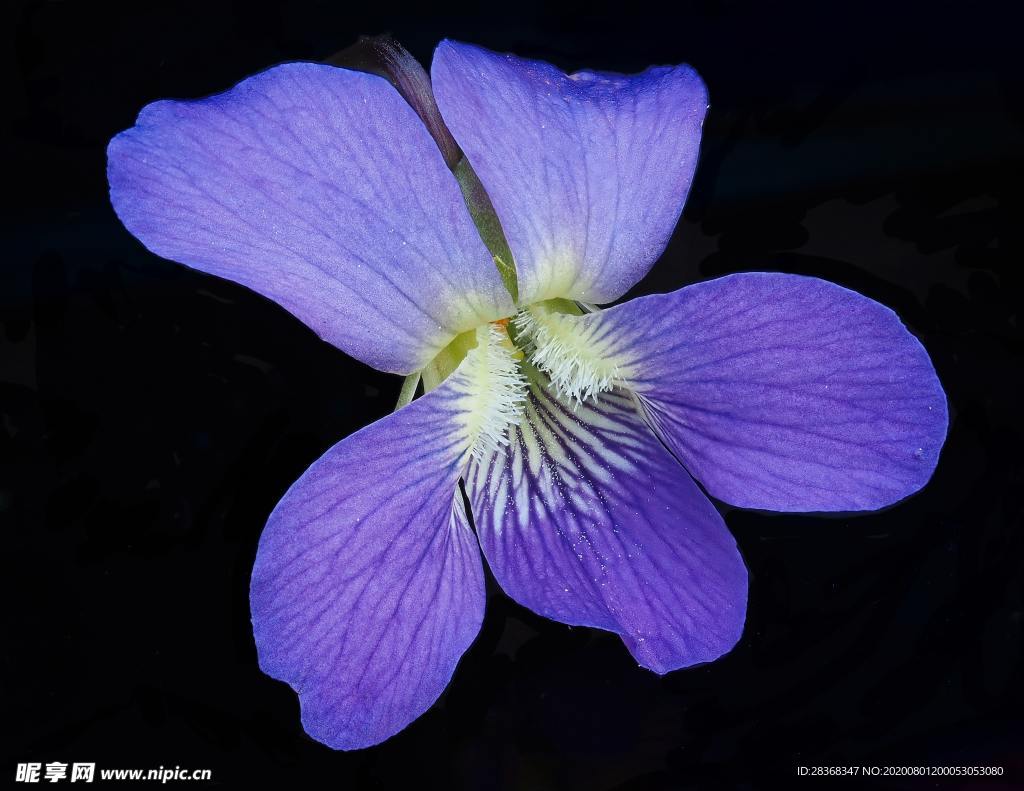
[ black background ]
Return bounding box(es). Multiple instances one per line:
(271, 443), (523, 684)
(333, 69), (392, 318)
(4, 1), (1022, 788)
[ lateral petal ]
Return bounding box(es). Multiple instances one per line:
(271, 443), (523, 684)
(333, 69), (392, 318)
(250, 359), (486, 749)
(562, 273), (949, 511)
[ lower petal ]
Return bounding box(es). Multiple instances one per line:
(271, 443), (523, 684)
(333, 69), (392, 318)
(250, 375), (485, 750)
(465, 383), (747, 673)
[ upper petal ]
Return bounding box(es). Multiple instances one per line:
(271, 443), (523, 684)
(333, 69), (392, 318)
(250, 354), (489, 749)
(563, 273), (949, 512)
(108, 62), (514, 375)
(431, 40), (707, 306)
(465, 382), (747, 673)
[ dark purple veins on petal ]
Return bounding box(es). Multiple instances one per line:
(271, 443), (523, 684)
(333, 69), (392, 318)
(466, 383), (748, 673)
(107, 61), (512, 375)
(578, 272), (949, 512)
(432, 39), (708, 306)
(250, 377), (484, 750)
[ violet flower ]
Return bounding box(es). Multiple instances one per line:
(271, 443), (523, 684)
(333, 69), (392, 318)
(107, 40), (947, 750)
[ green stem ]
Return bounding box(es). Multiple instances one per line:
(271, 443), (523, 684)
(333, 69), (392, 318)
(395, 372), (421, 410)
(454, 157), (519, 303)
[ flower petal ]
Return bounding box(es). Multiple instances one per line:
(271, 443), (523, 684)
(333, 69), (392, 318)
(566, 273), (949, 511)
(250, 372), (485, 750)
(431, 40), (707, 306)
(108, 62), (514, 375)
(465, 383), (747, 673)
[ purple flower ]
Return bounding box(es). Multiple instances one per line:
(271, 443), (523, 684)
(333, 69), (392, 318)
(106, 40), (948, 750)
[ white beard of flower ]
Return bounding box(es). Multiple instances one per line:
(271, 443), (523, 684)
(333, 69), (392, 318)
(454, 323), (529, 461)
(513, 303), (620, 408)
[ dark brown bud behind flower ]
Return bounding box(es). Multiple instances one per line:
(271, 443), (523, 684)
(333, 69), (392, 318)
(327, 35), (519, 303)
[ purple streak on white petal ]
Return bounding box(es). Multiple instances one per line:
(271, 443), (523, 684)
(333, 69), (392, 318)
(574, 273), (949, 512)
(108, 62), (513, 375)
(465, 383), (747, 673)
(250, 374), (484, 750)
(431, 40), (707, 306)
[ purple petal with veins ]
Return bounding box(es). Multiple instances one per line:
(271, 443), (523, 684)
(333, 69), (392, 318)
(466, 383), (747, 673)
(432, 39), (708, 306)
(108, 61), (513, 375)
(567, 272), (948, 511)
(250, 374), (484, 750)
